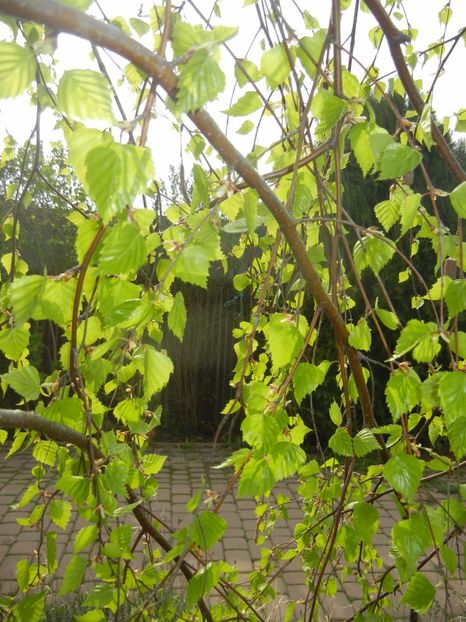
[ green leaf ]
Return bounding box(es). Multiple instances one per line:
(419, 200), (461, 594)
(177, 50), (225, 112)
(395, 319), (440, 363)
(400, 193), (421, 236)
(238, 457), (275, 497)
(224, 91), (262, 116)
(191, 164), (208, 209)
(59, 555), (87, 595)
(416, 103), (435, 150)
(191, 512), (227, 550)
(348, 319), (371, 351)
(328, 428), (353, 456)
(237, 119), (254, 134)
(269, 442), (306, 480)
(353, 429), (380, 457)
(374, 199), (399, 232)
(0, 325), (29, 360)
(261, 44), (291, 88)
(83, 584), (116, 609)
(113, 398), (145, 424)
(353, 235), (395, 274)
(292, 361), (329, 404)
(47, 532), (58, 573)
(32, 279), (76, 327)
(50, 499), (72, 530)
(98, 223), (146, 275)
(448, 416), (466, 459)
(400, 573), (435, 613)
(140, 453), (166, 475)
(349, 122), (376, 177)
(58, 70), (114, 122)
(75, 611), (106, 622)
(16, 559), (29, 592)
(450, 181), (466, 218)
(329, 401), (342, 426)
(241, 414), (280, 452)
(234, 59), (262, 87)
(295, 31), (327, 78)
(353, 503), (379, 544)
(187, 563), (220, 609)
(2, 365), (41, 401)
(143, 346), (174, 399)
(243, 189), (258, 236)
(378, 143), (422, 180)
(384, 454), (424, 500)
(168, 292), (187, 341)
(12, 593), (45, 622)
(74, 525), (98, 554)
(375, 307), (399, 330)
(85, 145), (121, 222)
(438, 371), (466, 426)
(385, 368), (422, 421)
(173, 245), (210, 288)
(9, 275), (46, 324)
(0, 42), (35, 99)
(266, 313), (308, 373)
(104, 460), (129, 496)
(445, 279), (466, 318)
(311, 89), (347, 134)
(32, 440), (58, 466)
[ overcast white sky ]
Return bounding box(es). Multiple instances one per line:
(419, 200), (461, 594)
(0, 0), (465, 180)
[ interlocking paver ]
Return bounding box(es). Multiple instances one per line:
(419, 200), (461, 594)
(1, 444), (465, 621)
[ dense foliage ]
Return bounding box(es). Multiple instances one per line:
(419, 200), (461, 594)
(0, 1), (465, 620)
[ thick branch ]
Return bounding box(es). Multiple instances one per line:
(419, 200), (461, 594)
(0, 0), (385, 452)
(364, 0), (466, 184)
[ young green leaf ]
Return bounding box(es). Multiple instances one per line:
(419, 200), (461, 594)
(59, 555), (87, 594)
(378, 143), (422, 180)
(328, 428), (353, 456)
(449, 181), (466, 218)
(261, 44), (291, 88)
(49, 499), (72, 530)
(438, 371), (466, 426)
(384, 454), (424, 500)
(99, 223), (147, 275)
(74, 525), (98, 554)
(177, 50), (225, 112)
(385, 368), (422, 421)
(353, 429), (380, 457)
(143, 346), (174, 398)
(224, 91), (262, 116)
(241, 414), (280, 451)
(58, 69), (114, 122)
(348, 319), (371, 351)
(0, 41), (35, 98)
(2, 365), (41, 401)
(187, 563), (221, 609)
(311, 89), (347, 134)
(292, 361), (329, 404)
(168, 291), (187, 341)
(445, 279), (466, 318)
(265, 313), (308, 372)
(191, 511), (228, 550)
(173, 245), (210, 288)
(399, 573), (435, 613)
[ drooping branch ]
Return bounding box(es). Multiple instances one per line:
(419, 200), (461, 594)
(0, 0), (386, 454)
(364, 0), (466, 184)
(0, 408), (214, 621)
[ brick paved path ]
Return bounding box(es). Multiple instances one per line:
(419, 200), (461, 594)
(0, 444), (465, 620)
